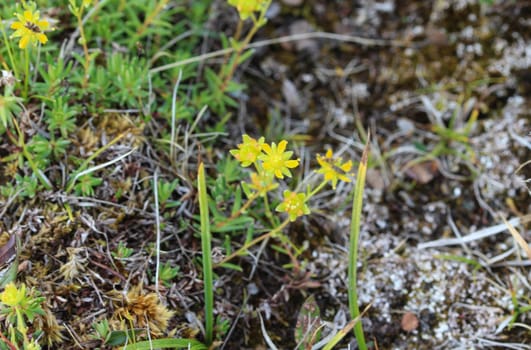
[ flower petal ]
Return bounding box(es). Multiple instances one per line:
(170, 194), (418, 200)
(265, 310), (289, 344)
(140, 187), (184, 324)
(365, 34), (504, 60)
(20, 35), (30, 48)
(11, 22), (24, 30)
(38, 20), (50, 29)
(277, 140), (287, 153)
(262, 143), (272, 155)
(23, 10), (34, 22)
(37, 33), (48, 44)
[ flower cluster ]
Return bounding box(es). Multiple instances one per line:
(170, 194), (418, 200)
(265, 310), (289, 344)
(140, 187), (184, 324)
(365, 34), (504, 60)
(316, 149), (353, 189)
(231, 135), (299, 180)
(10, 2), (51, 49)
(231, 135), (354, 222)
(231, 135), (307, 221)
(227, 0), (269, 20)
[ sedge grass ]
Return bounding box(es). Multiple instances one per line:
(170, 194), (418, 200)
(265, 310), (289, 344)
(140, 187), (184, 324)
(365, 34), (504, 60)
(348, 136), (370, 350)
(198, 162), (214, 345)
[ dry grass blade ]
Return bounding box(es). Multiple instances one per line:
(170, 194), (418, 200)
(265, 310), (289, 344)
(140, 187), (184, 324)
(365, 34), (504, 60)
(418, 214), (531, 249)
(321, 304), (372, 350)
(501, 215), (531, 260)
(258, 311), (279, 350)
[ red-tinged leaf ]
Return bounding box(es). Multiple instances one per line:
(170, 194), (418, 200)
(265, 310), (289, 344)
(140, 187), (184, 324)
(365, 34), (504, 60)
(294, 295), (322, 350)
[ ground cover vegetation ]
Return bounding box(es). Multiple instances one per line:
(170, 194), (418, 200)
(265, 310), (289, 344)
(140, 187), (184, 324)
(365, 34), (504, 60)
(0, 0), (529, 349)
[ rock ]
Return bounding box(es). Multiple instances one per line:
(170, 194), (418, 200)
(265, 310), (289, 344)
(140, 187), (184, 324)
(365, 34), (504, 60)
(401, 312), (419, 332)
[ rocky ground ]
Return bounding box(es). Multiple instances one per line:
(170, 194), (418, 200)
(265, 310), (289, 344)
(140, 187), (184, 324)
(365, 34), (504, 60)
(2, 1), (529, 349)
(221, 0), (530, 348)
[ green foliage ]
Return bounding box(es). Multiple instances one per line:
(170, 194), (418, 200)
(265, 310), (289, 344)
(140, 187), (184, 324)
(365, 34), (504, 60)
(35, 57), (73, 99)
(15, 174), (38, 199)
(157, 262), (180, 286)
(0, 0), (308, 348)
(74, 174), (103, 196)
(0, 93), (21, 134)
(215, 316), (230, 340)
(92, 319), (111, 341)
(112, 242), (134, 259)
(45, 97), (77, 138)
(156, 178), (180, 209)
(0, 283), (46, 350)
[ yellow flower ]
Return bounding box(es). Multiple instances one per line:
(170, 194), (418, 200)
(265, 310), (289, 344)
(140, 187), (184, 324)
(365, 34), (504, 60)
(316, 149), (353, 189)
(276, 190), (310, 222)
(228, 0), (267, 20)
(11, 6), (50, 49)
(25, 341), (41, 350)
(1, 282), (26, 307)
(259, 140), (299, 179)
(230, 134), (265, 167)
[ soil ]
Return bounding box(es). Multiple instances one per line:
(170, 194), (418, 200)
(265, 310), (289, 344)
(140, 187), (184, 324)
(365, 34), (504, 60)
(2, 0), (530, 349)
(217, 0), (531, 348)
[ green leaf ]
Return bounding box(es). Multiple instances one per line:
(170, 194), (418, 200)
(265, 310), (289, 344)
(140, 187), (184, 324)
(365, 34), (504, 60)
(237, 49), (255, 65)
(198, 163), (214, 345)
(0, 258), (18, 289)
(218, 262), (243, 272)
(123, 338), (208, 350)
(231, 186), (242, 215)
(104, 329), (146, 346)
(211, 216), (254, 233)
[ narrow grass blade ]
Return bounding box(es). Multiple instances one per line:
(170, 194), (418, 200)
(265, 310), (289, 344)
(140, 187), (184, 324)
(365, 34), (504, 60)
(348, 136), (370, 350)
(501, 215), (531, 260)
(322, 304), (371, 350)
(198, 163), (214, 345)
(123, 338), (208, 350)
(418, 214), (531, 249)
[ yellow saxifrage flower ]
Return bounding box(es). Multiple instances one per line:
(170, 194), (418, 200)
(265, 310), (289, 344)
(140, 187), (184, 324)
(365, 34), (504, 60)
(1, 282), (26, 307)
(316, 149), (353, 189)
(230, 134), (265, 167)
(25, 341), (41, 350)
(11, 6), (50, 49)
(259, 140), (299, 179)
(228, 0), (267, 20)
(276, 190), (310, 222)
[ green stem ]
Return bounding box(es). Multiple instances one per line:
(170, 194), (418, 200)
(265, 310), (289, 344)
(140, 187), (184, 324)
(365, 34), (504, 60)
(23, 48), (29, 99)
(348, 138), (370, 350)
(15, 307), (28, 341)
(215, 218), (290, 267)
(198, 163), (213, 345)
(214, 192), (260, 230)
(12, 119), (52, 190)
(219, 1), (270, 92)
(262, 194), (278, 227)
(76, 10), (90, 88)
(133, 0), (169, 44)
(308, 180), (328, 198)
(0, 21), (18, 79)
